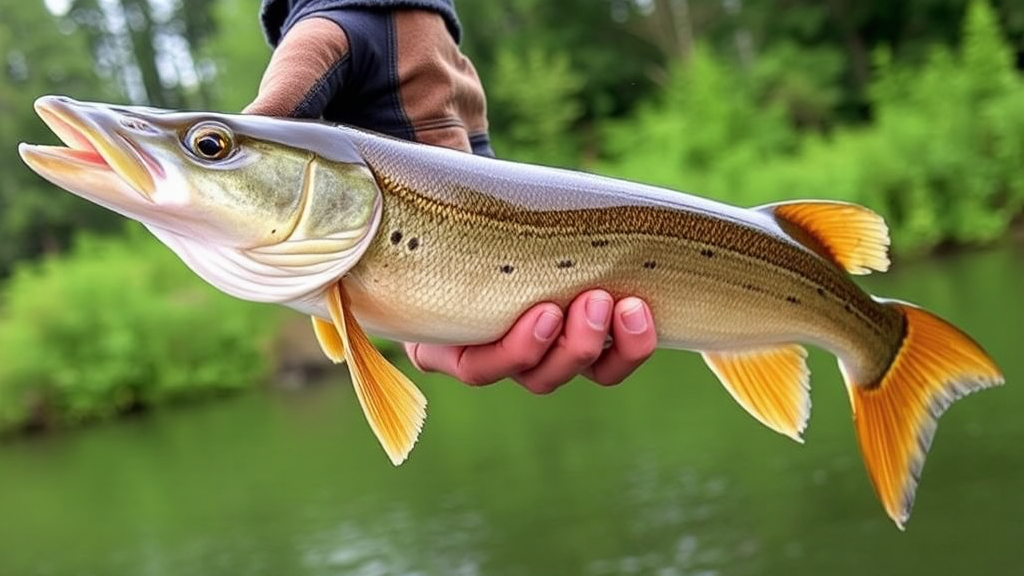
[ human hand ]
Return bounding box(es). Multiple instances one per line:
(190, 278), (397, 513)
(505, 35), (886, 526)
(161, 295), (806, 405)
(404, 290), (657, 394)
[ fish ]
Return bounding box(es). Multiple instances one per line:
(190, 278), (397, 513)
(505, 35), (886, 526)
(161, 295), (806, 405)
(18, 95), (1004, 528)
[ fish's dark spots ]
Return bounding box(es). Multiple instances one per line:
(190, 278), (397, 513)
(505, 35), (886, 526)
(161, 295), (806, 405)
(591, 239), (609, 248)
(643, 260), (657, 270)
(845, 304), (854, 314)
(786, 295), (801, 305)
(407, 237), (420, 250)
(557, 259), (574, 269)
(817, 287), (826, 297)
(271, 228), (277, 235)
(743, 283), (764, 293)
(700, 248), (715, 258)
(390, 230), (403, 245)
(499, 264), (515, 274)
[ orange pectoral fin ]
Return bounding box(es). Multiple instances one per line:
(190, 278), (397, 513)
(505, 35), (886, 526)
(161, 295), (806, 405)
(703, 344), (811, 443)
(326, 283), (427, 465)
(312, 316), (346, 364)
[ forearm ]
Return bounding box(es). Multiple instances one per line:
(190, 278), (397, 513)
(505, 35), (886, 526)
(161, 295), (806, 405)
(244, 17), (349, 118)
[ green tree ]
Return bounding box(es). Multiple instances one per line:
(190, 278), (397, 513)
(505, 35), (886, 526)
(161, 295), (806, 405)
(486, 47), (584, 165)
(69, 0), (219, 109)
(600, 45), (795, 199)
(599, 0), (1024, 253)
(459, 0), (664, 132)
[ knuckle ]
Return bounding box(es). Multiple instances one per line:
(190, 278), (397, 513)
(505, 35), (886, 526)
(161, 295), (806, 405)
(456, 366), (495, 387)
(567, 343), (603, 366)
(495, 340), (550, 375)
(506, 354), (540, 374)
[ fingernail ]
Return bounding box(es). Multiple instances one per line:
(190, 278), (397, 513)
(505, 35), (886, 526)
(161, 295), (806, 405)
(534, 310), (562, 340)
(621, 301), (648, 334)
(585, 296), (612, 329)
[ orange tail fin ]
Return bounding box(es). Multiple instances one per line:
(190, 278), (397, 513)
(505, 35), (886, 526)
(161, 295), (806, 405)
(842, 302), (1004, 529)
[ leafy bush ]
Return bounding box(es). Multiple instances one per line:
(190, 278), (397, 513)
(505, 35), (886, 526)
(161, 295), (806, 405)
(599, 0), (1024, 254)
(600, 45), (797, 198)
(0, 226), (282, 432)
(487, 46), (586, 167)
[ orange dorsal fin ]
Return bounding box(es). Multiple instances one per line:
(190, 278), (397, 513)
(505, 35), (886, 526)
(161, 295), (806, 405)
(326, 283), (427, 465)
(844, 301), (1004, 529)
(702, 345), (811, 443)
(759, 200), (890, 275)
(311, 316), (346, 364)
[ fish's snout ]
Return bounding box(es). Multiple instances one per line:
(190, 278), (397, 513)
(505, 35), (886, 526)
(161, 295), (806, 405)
(33, 94), (72, 114)
(31, 95), (158, 200)
(34, 95), (102, 122)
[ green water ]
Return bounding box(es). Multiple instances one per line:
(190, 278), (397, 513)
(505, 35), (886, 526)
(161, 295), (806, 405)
(1, 246), (1022, 576)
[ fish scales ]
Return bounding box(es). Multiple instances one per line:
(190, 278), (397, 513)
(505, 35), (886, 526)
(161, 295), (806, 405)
(344, 132), (902, 382)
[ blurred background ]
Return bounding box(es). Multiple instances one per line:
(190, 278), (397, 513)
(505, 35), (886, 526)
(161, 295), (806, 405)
(1, 0), (1022, 575)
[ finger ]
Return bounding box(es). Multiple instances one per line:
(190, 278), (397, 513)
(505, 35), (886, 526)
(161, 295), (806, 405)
(584, 298), (657, 386)
(404, 342), (427, 372)
(514, 290), (613, 395)
(405, 303), (563, 386)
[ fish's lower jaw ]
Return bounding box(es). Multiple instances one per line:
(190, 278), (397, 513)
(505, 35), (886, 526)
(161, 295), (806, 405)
(18, 143), (153, 224)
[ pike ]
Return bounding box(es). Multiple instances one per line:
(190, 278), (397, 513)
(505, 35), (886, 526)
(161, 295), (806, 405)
(19, 96), (1004, 528)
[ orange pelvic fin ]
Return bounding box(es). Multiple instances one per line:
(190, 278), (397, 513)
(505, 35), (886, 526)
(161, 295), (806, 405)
(326, 283), (427, 465)
(760, 200), (890, 275)
(703, 344), (811, 443)
(844, 301), (1004, 529)
(311, 316), (346, 364)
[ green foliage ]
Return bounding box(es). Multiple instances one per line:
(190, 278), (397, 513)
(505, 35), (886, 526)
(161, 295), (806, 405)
(459, 0), (663, 122)
(69, 0), (219, 109)
(487, 47), (584, 165)
(600, 0), (1024, 253)
(600, 46), (796, 201)
(205, 0), (270, 112)
(0, 228), (282, 432)
(750, 42), (845, 129)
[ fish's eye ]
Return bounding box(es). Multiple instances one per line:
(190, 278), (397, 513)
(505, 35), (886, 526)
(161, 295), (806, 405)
(187, 123), (234, 161)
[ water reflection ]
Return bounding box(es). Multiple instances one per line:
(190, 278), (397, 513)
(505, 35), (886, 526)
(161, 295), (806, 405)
(301, 498), (487, 576)
(588, 456), (754, 576)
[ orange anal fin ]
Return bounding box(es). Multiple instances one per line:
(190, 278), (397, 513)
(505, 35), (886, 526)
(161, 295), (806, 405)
(846, 301), (1004, 529)
(311, 316), (346, 364)
(703, 344), (811, 443)
(759, 200), (890, 275)
(326, 283), (427, 465)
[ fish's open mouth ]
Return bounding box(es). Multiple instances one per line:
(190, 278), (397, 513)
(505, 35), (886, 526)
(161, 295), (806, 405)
(19, 96), (156, 199)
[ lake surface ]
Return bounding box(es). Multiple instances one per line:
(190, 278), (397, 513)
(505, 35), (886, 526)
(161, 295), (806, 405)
(1, 245), (1022, 576)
